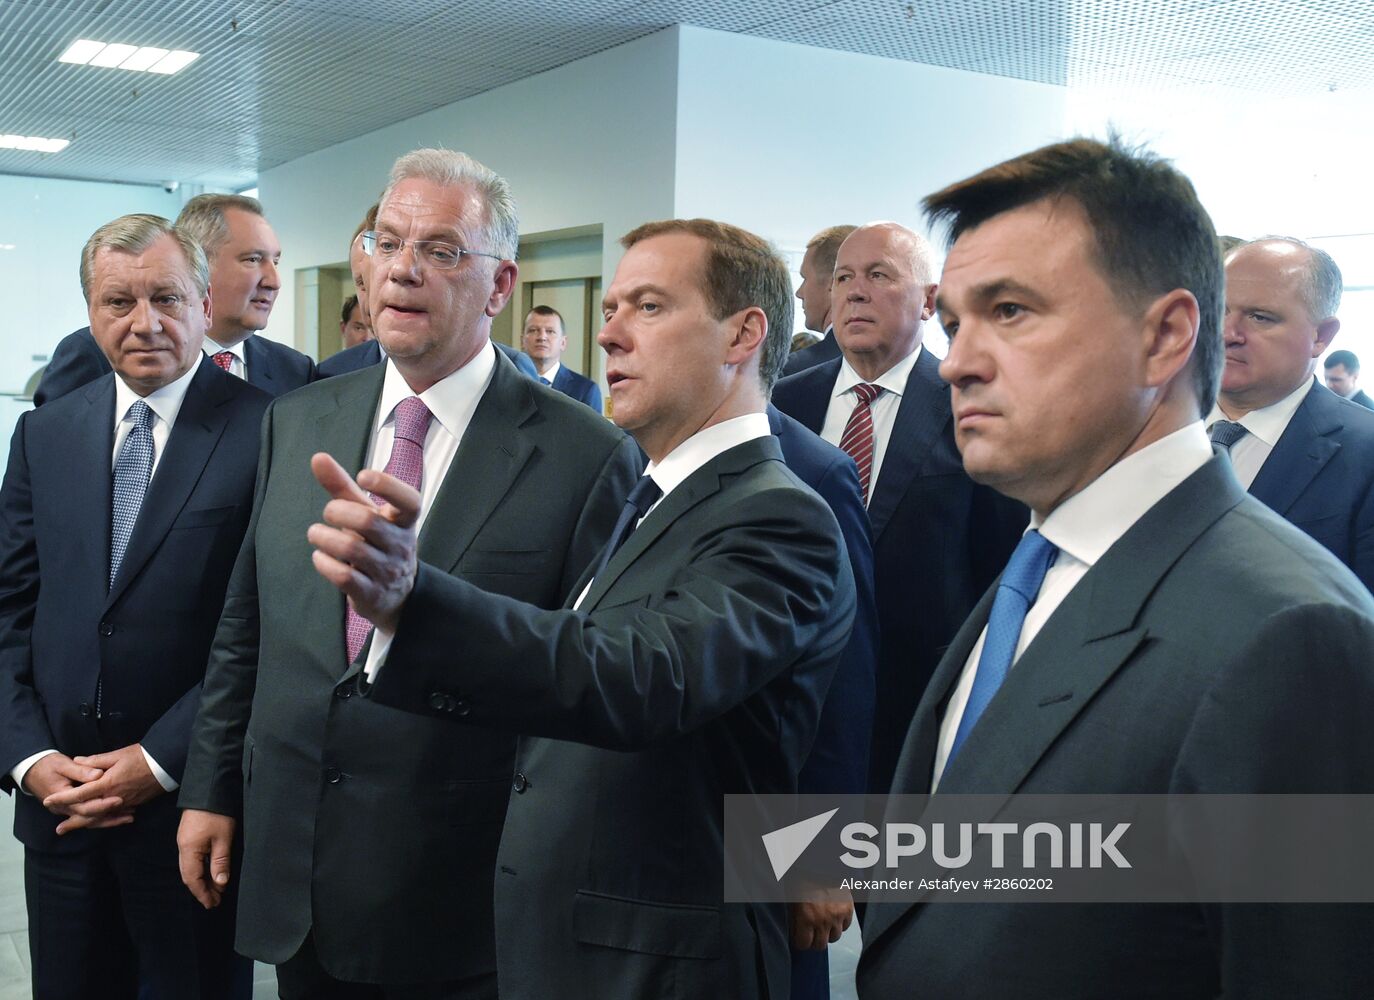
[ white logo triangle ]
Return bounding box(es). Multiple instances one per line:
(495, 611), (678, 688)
(761, 808), (840, 881)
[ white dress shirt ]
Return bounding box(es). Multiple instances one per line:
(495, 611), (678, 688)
(203, 337), (247, 380)
(1206, 375), (1315, 489)
(572, 412), (772, 610)
(10, 361), (203, 795)
(363, 344), (498, 679)
(817, 346), (922, 502)
(537, 361), (561, 386)
(931, 421), (1214, 790)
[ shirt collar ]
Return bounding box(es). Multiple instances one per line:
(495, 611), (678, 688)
(540, 362), (562, 384)
(1205, 375), (1315, 447)
(644, 412), (772, 499)
(375, 339), (497, 439)
(1033, 421), (1213, 570)
(203, 336), (246, 362)
(832, 343), (922, 399)
(114, 357), (201, 429)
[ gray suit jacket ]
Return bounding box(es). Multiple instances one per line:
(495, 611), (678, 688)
(369, 435), (857, 1000)
(179, 352), (641, 984)
(857, 454), (1374, 999)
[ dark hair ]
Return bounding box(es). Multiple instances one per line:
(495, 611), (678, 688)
(924, 136), (1223, 411)
(175, 193), (266, 260)
(805, 224), (858, 280)
(1325, 349), (1360, 374)
(620, 219), (793, 391)
(526, 304), (564, 331)
(341, 294), (360, 325)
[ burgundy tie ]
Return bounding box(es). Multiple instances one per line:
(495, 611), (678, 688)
(211, 350), (235, 373)
(838, 383), (884, 505)
(345, 396), (433, 664)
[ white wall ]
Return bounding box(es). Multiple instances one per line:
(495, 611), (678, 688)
(0, 174), (182, 395)
(258, 27), (681, 366)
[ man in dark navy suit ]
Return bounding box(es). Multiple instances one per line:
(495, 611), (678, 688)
(34, 194), (314, 405)
(521, 305), (603, 412)
(0, 214), (264, 998)
(782, 225), (856, 377)
(1209, 238), (1374, 588)
(1323, 350), (1374, 409)
(773, 222), (1025, 795)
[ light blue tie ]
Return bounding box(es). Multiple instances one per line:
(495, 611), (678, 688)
(947, 529), (1059, 764)
(539, 376), (552, 386)
(110, 400), (155, 588)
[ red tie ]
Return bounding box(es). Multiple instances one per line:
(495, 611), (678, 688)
(211, 350), (235, 373)
(838, 383), (884, 505)
(345, 397), (434, 664)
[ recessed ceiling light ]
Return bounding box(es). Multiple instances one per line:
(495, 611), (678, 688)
(57, 38), (199, 75)
(0, 134), (70, 154)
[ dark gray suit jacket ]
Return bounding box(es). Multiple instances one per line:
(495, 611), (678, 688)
(179, 352), (641, 984)
(857, 454), (1374, 999)
(368, 434), (857, 1000)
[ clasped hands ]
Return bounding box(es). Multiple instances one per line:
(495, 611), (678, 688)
(307, 452), (422, 635)
(26, 745), (163, 835)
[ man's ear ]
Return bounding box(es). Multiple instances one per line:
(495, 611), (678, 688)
(1313, 316), (1341, 357)
(1141, 288), (1200, 390)
(485, 260), (519, 318)
(725, 306), (768, 366)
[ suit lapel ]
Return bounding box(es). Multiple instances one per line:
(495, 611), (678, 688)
(419, 358), (537, 572)
(864, 455), (1248, 949)
(551, 367), (570, 394)
(243, 336), (281, 396)
(787, 361), (841, 434)
(73, 377), (116, 590)
(106, 361), (229, 607)
(867, 350), (951, 541)
(1248, 384), (1340, 516)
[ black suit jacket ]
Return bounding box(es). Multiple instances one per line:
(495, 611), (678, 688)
(1349, 388), (1374, 410)
(1247, 380), (1374, 589)
(317, 338), (539, 380)
(179, 352), (641, 984)
(547, 363), (604, 413)
(368, 434), (857, 1000)
(772, 351), (1026, 793)
(857, 455), (1374, 999)
(34, 327), (314, 405)
(0, 359), (269, 852)
(781, 330), (841, 377)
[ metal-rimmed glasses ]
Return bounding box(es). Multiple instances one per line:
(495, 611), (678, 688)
(360, 230), (502, 269)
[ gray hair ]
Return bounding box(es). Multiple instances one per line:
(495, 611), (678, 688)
(175, 193), (265, 260)
(1245, 236), (1343, 322)
(380, 148), (520, 260)
(80, 213), (209, 302)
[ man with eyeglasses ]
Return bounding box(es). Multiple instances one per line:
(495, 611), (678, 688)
(176, 148), (641, 999)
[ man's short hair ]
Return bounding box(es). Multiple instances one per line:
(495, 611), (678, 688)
(805, 224), (859, 280)
(620, 219), (794, 391)
(1242, 236), (1343, 322)
(352, 203), (380, 244)
(80, 213), (209, 302)
(341, 294), (359, 325)
(175, 193), (265, 261)
(1326, 349), (1360, 374)
(381, 149), (519, 261)
(526, 304), (564, 331)
(923, 136), (1223, 411)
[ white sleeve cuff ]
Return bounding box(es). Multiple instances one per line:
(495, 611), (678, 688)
(10, 749), (59, 795)
(140, 747), (179, 792)
(363, 626), (395, 682)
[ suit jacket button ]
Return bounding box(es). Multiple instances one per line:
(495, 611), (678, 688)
(428, 692), (451, 712)
(98, 622), (114, 637)
(78, 703), (92, 718)
(512, 771), (528, 793)
(324, 766), (342, 784)
(334, 684), (353, 700)
(453, 698), (470, 717)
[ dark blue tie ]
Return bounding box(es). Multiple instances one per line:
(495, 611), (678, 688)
(947, 529), (1059, 764)
(592, 475), (662, 583)
(1209, 420), (1248, 451)
(110, 400), (155, 588)
(539, 376), (552, 386)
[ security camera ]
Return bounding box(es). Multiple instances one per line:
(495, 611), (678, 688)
(162, 180), (180, 194)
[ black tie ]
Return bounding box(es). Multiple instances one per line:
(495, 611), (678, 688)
(1209, 420), (1249, 451)
(592, 475), (662, 582)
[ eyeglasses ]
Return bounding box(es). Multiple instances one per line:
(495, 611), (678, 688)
(360, 230), (502, 270)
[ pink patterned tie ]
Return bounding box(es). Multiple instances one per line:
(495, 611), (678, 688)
(211, 350), (235, 373)
(344, 396), (433, 664)
(838, 383), (884, 505)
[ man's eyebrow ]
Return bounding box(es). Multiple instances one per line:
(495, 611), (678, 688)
(602, 283), (671, 311)
(966, 278), (1047, 308)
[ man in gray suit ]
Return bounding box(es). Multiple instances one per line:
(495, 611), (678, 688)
(857, 138), (1374, 998)
(307, 218), (856, 999)
(176, 149), (640, 998)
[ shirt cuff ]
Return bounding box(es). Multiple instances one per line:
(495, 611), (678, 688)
(140, 746), (179, 792)
(363, 626), (395, 682)
(11, 749), (59, 795)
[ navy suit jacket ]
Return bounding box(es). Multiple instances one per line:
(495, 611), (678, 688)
(34, 327), (314, 405)
(0, 359), (270, 852)
(781, 330), (841, 377)
(545, 363), (604, 413)
(1349, 388), (1374, 410)
(317, 338), (539, 380)
(772, 350), (1027, 794)
(1247, 380), (1374, 590)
